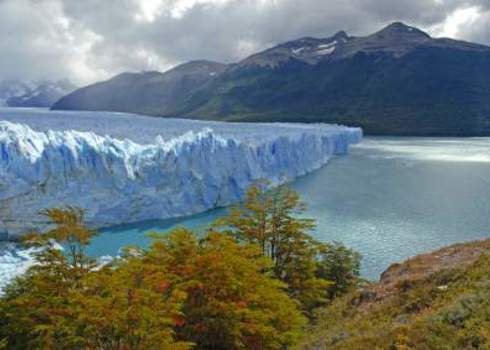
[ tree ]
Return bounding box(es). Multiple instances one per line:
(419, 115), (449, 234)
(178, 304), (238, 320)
(0, 206), (304, 349)
(0, 207), (189, 349)
(316, 242), (362, 298)
(71, 254), (190, 349)
(0, 185), (362, 349)
(24, 206), (98, 272)
(218, 183), (331, 312)
(0, 207), (97, 348)
(144, 228), (306, 349)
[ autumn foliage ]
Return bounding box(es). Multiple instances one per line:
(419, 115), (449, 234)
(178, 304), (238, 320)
(0, 185), (361, 349)
(146, 229), (306, 349)
(218, 183), (361, 312)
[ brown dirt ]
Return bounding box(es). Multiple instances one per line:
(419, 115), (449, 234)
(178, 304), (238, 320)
(357, 238), (490, 307)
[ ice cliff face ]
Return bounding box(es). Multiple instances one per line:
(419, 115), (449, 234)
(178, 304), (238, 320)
(0, 117), (361, 238)
(0, 243), (40, 290)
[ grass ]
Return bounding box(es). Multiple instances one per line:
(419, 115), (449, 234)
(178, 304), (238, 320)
(298, 239), (490, 349)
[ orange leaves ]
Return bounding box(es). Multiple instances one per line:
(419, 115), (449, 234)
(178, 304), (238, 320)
(1, 221), (305, 349)
(236, 300), (249, 309)
(39, 206), (96, 245)
(173, 315), (186, 328)
(143, 229), (306, 349)
(157, 280), (171, 293)
(1, 207), (190, 349)
(0, 182), (363, 349)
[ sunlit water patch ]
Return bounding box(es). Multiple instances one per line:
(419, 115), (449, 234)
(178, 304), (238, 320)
(292, 137), (490, 278)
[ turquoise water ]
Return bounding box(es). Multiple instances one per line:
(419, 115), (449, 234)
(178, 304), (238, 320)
(88, 137), (490, 280)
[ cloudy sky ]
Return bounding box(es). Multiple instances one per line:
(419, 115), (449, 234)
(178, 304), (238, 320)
(1, 0), (489, 86)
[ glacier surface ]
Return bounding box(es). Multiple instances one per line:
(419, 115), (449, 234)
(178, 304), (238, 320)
(0, 108), (362, 238)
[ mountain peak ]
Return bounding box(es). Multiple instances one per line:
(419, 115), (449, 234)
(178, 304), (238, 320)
(376, 22), (430, 38)
(386, 21), (411, 28)
(178, 59), (225, 68)
(0, 79), (76, 108)
(333, 30), (348, 40)
(171, 59), (227, 75)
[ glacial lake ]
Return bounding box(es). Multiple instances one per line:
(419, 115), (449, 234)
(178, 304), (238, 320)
(88, 137), (490, 280)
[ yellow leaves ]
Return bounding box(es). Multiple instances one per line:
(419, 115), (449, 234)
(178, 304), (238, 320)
(21, 230), (45, 247)
(143, 229), (306, 349)
(39, 206), (96, 244)
(3, 221), (305, 348)
(68, 259), (188, 349)
(217, 184), (337, 314)
(1, 185), (362, 349)
(1, 206), (190, 349)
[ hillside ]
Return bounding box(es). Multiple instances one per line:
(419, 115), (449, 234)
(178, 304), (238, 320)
(52, 22), (490, 136)
(299, 239), (490, 349)
(52, 60), (226, 116)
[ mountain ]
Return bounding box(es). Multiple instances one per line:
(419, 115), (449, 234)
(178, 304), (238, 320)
(52, 60), (227, 115)
(52, 23), (490, 136)
(0, 79), (76, 108)
(0, 80), (32, 106)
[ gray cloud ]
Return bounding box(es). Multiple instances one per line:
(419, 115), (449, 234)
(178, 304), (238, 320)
(1, 0), (489, 85)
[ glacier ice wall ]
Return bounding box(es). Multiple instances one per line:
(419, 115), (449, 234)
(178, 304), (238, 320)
(0, 120), (361, 237)
(0, 243), (40, 291)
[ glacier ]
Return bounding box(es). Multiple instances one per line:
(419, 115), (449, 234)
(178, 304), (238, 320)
(0, 243), (39, 291)
(0, 108), (361, 289)
(0, 241), (113, 292)
(0, 109), (361, 238)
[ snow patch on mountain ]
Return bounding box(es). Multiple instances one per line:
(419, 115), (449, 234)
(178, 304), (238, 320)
(292, 47), (306, 55)
(317, 41), (337, 55)
(318, 41), (337, 49)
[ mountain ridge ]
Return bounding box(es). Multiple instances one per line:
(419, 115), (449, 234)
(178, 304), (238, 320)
(52, 22), (490, 136)
(0, 79), (76, 108)
(52, 60), (226, 116)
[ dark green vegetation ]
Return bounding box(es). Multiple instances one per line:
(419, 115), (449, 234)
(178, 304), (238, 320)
(0, 185), (361, 349)
(299, 239), (490, 349)
(53, 22), (490, 136)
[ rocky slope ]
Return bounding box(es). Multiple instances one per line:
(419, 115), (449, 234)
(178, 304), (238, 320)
(299, 238), (490, 349)
(53, 22), (490, 136)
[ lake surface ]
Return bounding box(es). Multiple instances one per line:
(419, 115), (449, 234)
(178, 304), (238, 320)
(88, 137), (490, 280)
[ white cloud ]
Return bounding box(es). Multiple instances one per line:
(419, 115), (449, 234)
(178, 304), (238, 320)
(430, 6), (482, 38)
(169, 0), (231, 18)
(0, 0), (489, 86)
(135, 0), (165, 22)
